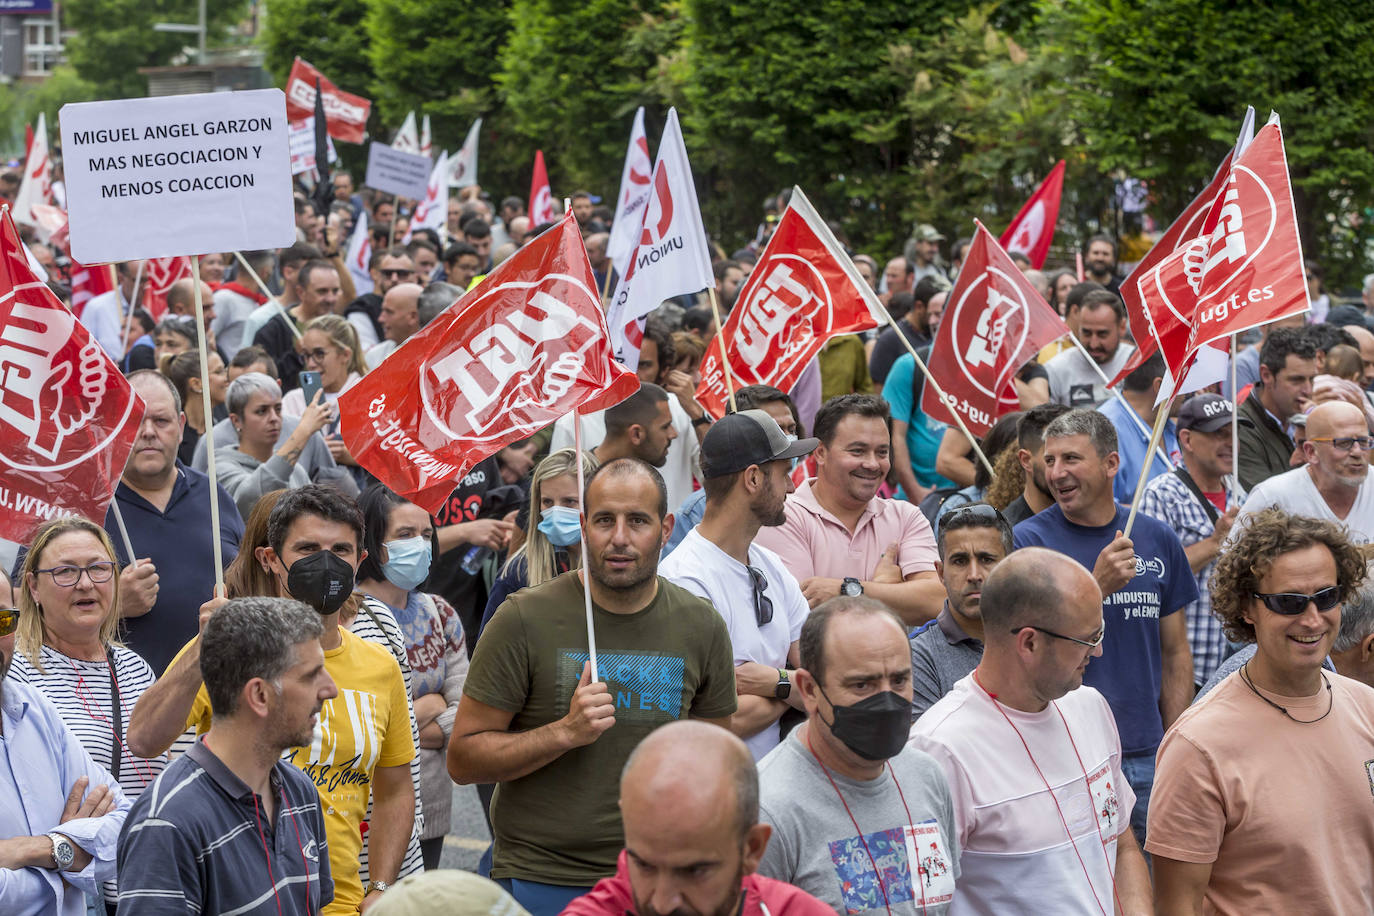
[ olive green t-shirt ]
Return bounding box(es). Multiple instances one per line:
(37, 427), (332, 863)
(465, 570), (738, 885)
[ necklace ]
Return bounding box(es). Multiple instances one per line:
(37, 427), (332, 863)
(1239, 663), (1334, 724)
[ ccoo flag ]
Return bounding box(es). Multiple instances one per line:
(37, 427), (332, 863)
(404, 151), (449, 244)
(695, 187), (886, 418)
(606, 107), (715, 368)
(392, 110), (420, 154)
(337, 212), (638, 512)
(920, 220), (1069, 436)
(998, 160), (1064, 270)
(448, 118), (481, 188)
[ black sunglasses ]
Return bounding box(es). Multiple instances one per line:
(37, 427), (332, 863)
(938, 503), (1006, 533)
(1254, 586), (1342, 615)
(747, 566), (774, 628)
(0, 607), (18, 638)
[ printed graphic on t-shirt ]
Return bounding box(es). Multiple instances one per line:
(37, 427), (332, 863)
(903, 820), (955, 905)
(1086, 762), (1121, 838)
(1068, 383), (1096, 406)
(558, 650), (685, 722)
(1109, 552), (1169, 621)
(828, 826), (918, 915)
(292, 687), (382, 794)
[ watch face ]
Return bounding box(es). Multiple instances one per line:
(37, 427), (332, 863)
(842, 579), (862, 596)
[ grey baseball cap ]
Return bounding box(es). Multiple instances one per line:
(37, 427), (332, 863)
(700, 409), (817, 478)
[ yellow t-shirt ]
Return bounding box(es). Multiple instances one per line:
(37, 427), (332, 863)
(178, 627), (416, 914)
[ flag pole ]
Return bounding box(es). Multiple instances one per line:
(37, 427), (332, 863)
(119, 259), (145, 365)
(881, 305), (994, 477)
(1123, 382), (1177, 538)
(232, 250), (302, 341)
(573, 407), (599, 683)
(706, 287), (737, 413)
(599, 265), (613, 306)
(191, 255), (225, 596)
(1229, 334), (1239, 507)
(1067, 331), (1173, 470)
(109, 498), (137, 567)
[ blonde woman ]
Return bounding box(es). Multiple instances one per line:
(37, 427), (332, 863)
(10, 517), (169, 912)
(282, 313), (368, 469)
(477, 448), (597, 642)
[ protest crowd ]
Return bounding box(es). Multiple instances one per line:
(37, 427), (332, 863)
(2, 81), (1374, 916)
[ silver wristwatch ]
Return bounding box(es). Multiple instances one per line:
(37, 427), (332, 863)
(48, 833), (76, 871)
(366, 880), (391, 895)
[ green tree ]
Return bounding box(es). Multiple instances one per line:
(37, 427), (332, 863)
(1048, 0), (1374, 287)
(63, 0), (249, 99)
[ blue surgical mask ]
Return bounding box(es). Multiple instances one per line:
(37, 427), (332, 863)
(382, 536), (432, 590)
(537, 505), (582, 548)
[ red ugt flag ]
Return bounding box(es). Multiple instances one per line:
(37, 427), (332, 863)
(338, 212), (639, 513)
(529, 150), (555, 226)
(921, 220), (1069, 437)
(142, 256), (191, 321)
(695, 186), (885, 419)
(0, 206), (144, 542)
(999, 160), (1064, 270)
(284, 57), (371, 145)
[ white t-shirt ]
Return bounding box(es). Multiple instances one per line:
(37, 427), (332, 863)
(910, 675), (1134, 915)
(659, 528), (808, 760)
(1236, 464), (1374, 544)
(550, 398), (702, 521)
(367, 338), (398, 371)
(1046, 343), (1136, 407)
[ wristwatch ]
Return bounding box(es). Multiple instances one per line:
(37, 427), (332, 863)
(366, 880), (391, 896)
(691, 415), (713, 428)
(841, 577), (864, 597)
(48, 833), (75, 871)
(774, 668), (791, 700)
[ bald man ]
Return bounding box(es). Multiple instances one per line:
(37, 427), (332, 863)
(564, 721), (831, 916)
(1234, 400), (1374, 543)
(911, 549), (1153, 914)
(1342, 323), (1374, 391)
(367, 282), (423, 370)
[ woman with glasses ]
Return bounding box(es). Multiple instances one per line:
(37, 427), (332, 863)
(163, 349), (229, 466)
(9, 518), (169, 915)
(477, 449), (596, 643)
(355, 483), (469, 871)
(283, 315), (369, 476)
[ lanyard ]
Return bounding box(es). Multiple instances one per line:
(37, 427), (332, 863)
(1172, 467), (1220, 524)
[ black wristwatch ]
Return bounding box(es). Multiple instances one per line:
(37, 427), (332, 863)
(691, 415), (713, 428)
(841, 577), (864, 597)
(774, 668), (791, 700)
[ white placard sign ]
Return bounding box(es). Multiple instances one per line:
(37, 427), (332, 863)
(60, 88), (295, 264)
(364, 142), (431, 200)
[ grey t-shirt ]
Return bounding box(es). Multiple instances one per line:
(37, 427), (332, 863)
(758, 726), (959, 915)
(910, 607), (983, 721)
(1046, 343), (1136, 407)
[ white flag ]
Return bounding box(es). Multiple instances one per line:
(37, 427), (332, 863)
(607, 107), (653, 278)
(404, 151), (449, 243)
(392, 111), (420, 154)
(14, 112), (51, 226)
(345, 209), (373, 296)
(420, 114), (432, 160)
(606, 108), (714, 367)
(448, 118), (481, 188)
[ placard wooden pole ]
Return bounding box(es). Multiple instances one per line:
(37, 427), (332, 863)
(191, 255), (225, 595)
(119, 259), (145, 364)
(1123, 381), (1177, 538)
(1229, 334), (1240, 507)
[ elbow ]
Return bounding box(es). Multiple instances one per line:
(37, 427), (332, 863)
(445, 742), (479, 786)
(125, 720), (162, 760)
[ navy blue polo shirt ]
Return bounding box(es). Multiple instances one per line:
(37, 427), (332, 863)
(104, 464), (244, 674)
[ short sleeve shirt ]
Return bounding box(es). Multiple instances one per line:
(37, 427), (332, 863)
(1013, 503), (1197, 755)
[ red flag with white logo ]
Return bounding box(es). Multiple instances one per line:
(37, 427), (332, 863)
(141, 256), (191, 321)
(0, 205), (144, 542)
(528, 150), (555, 226)
(1179, 118), (1309, 365)
(607, 107), (653, 277)
(695, 187), (885, 418)
(920, 220), (1069, 437)
(998, 160), (1064, 270)
(337, 212), (639, 512)
(284, 57), (371, 144)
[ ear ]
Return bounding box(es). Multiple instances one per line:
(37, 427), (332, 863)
(1362, 632), (1374, 663)
(794, 667), (822, 714)
(1104, 450), (1121, 476)
(934, 559), (945, 580)
(242, 677), (274, 718)
(659, 513), (675, 550)
(257, 545), (281, 575)
(627, 423), (646, 446)
(1016, 447), (1033, 473)
(740, 823), (772, 876)
(1301, 441), (1317, 463)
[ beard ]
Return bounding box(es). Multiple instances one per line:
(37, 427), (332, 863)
(633, 861), (746, 916)
(752, 478), (788, 528)
(589, 550), (659, 593)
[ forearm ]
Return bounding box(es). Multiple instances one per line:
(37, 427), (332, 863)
(890, 437), (925, 503)
(1182, 536), (1220, 575)
(446, 721), (575, 785)
(436, 522), (479, 554)
(1113, 831), (1153, 915)
(935, 451), (976, 488)
(728, 696), (785, 740)
(275, 431), (311, 466)
(1160, 647), (1196, 728)
(127, 645), (202, 757)
(365, 776), (413, 885)
(862, 578), (943, 627)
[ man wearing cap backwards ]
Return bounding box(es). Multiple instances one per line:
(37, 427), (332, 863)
(660, 410), (819, 761)
(1234, 400), (1374, 544)
(1140, 393), (1243, 687)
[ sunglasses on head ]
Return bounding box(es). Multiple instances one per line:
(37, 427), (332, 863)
(938, 503), (1006, 533)
(747, 566), (774, 628)
(0, 607), (18, 638)
(1254, 586), (1341, 615)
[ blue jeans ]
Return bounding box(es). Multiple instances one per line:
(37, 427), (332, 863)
(1120, 751), (1155, 849)
(496, 878), (589, 916)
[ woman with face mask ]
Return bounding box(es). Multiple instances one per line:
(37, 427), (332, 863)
(354, 483), (469, 872)
(477, 449), (597, 644)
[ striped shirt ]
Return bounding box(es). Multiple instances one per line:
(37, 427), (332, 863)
(117, 739), (332, 915)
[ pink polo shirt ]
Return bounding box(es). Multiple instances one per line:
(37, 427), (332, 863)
(753, 479), (937, 583)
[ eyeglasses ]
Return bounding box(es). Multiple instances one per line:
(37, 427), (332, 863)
(303, 347), (332, 364)
(34, 561), (117, 588)
(937, 503), (1006, 534)
(0, 607), (18, 638)
(747, 566), (774, 627)
(1254, 586), (1342, 615)
(1013, 624), (1106, 649)
(379, 268), (414, 279)
(1308, 436), (1374, 454)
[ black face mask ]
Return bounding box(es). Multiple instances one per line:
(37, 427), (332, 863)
(820, 687), (912, 761)
(286, 550), (355, 615)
